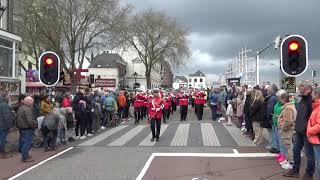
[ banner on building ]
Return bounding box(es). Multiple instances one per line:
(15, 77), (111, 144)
(26, 70), (39, 82)
(95, 79), (116, 87)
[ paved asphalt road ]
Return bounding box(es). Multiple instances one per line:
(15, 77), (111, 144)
(6, 108), (311, 180)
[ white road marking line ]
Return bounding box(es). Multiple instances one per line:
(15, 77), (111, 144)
(8, 147), (74, 180)
(233, 149), (239, 154)
(107, 125), (146, 146)
(139, 124), (168, 146)
(79, 125), (128, 146)
(136, 153), (156, 180)
(201, 123), (220, 146)
(222, 123), (256, 146)
(135, 152), (277, 180)
(170, 124), (190, 146)
(152, 152), (277, 157)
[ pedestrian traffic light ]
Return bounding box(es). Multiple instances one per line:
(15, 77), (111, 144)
(280, 35), (308, 77)
(39, 51), (60, 86)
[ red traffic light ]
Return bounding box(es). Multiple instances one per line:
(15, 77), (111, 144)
(45, 58), (53, 65)
(289, 41), (299, 51)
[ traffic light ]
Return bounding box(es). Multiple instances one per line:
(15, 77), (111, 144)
(39, 51), (60, 86)
(312, 70), (317, 77)
(280, 35), (308, 77)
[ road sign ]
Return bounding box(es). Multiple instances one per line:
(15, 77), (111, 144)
(283, 77), (296, 93)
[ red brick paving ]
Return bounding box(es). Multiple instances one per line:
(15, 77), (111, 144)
(0, 146), (66, 180)
(142, 156), (297, 180)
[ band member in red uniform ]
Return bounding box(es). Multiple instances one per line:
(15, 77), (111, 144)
(196, 91), (206, 121)
(133, 93), (142, 124)
(163, 93), (171, 123)
(149, 89), (163, 142)
(171, 92), (178, 114)
(179, 94), (189, 121)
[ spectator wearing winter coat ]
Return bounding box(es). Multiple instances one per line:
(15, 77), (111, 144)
(62, 92), (72, 108)
(53, 106), (67, 145)
(265, 84), (279, 153)
(103, 92), (117, 127)
(73, 91), (87, 139)
(278, 93), (297, 170)
(118, 91), (127, 119)
(41, 112), (59, 152)
(0, 91), (13, 159)
(40, 94), (52, 116)
(272, 89), (287, 164)
(283, 80), (315, 178)
(16, 96), (37, 162)
(250, 89), (265, 145)
(307, 87), (320, 177)
(209, 89), (220, 121)
(226, 100), (233, 126)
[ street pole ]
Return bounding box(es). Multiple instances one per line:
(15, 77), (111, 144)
(256, 52), (260, 85)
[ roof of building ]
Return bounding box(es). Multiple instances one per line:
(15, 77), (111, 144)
(88, 52), (127, 68)
(174, 75), (188, 82)
(189, 70), (206, 77)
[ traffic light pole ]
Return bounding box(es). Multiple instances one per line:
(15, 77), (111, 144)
(256, 41), (276, 85)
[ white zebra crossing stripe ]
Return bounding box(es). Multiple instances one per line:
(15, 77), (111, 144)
(139, 124), (169, 146)
(78, 125), (128, 146)
(170, 124), (190, 146)
(107, 125), (146, 146)
(201, 123), (220, 146)
(222, 123), (256, 146)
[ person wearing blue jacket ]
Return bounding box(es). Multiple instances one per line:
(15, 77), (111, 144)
(0, 91), (13, 159)
(209, 88), (220, 121)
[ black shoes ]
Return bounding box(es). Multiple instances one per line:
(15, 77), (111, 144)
(151, 138), (155, 142)
(156, 138), (159, 142)
(269, 148), (280, 154)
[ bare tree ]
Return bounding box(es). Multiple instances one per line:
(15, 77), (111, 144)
(116, 9), (190, 89)
(17, 0), (130, 91)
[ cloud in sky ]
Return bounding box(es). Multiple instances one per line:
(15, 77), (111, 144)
(121, 0), (320, 84)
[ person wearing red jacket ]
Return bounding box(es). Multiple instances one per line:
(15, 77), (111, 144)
(163, 94), (171, 123)
(180, 94), (189, 121)
(133, 93), (142, 124)
(62, 92), (72, 108)
(307, 87), (320, 177)
(196, 91), (206, 121)
(149, 89), (163, 142)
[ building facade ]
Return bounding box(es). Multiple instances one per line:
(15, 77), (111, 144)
(88, 52), (127, 91)
(172, 75), (188, 89)
(188, 70), (207, 89)
(126, 57), (162, 90)
(0, 0), (22, 101)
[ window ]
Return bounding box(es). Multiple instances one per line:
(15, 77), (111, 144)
(200, 78), (203, 83)
(194, 78), (197, 83)
(189, 79), (191, 82)
(0, 47), (13, 77)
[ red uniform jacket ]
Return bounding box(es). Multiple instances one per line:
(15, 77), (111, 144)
(196, 97), (206, 105)
(179, 98), (188, 106)
(163, 98), (171, 109)
(149, 97), (163, 119)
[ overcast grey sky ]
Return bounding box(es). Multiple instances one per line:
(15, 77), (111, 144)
(122, 0), (320, 84)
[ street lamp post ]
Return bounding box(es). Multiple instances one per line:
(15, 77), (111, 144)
(133, 72), (138, 92)
(256, 35), (281, 85)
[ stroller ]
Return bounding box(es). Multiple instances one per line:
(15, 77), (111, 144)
(32, 116), (44, 148)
